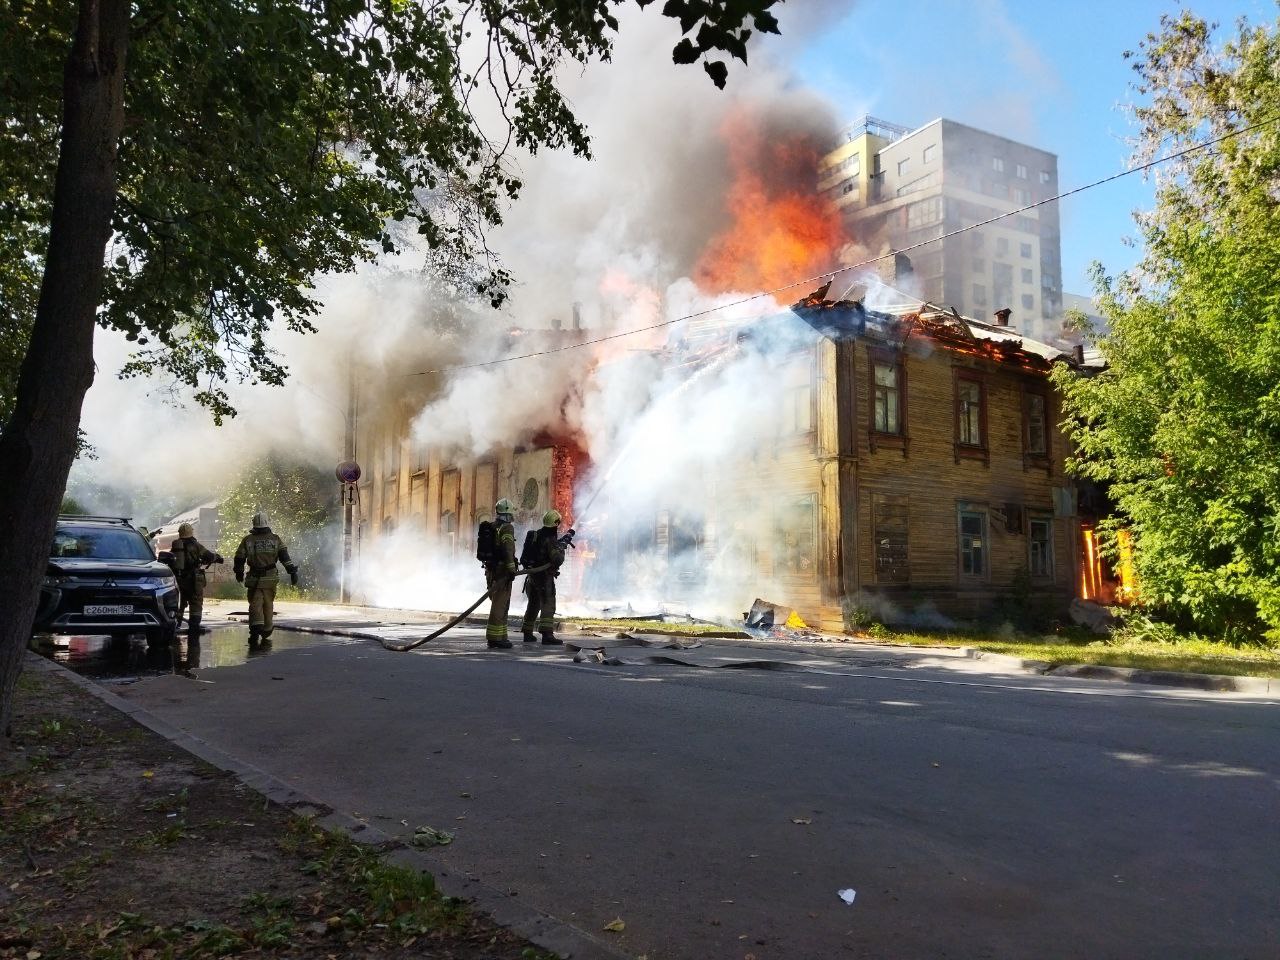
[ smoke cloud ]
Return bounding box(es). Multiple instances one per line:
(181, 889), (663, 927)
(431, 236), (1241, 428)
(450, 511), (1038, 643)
(74, 2), (863, 624)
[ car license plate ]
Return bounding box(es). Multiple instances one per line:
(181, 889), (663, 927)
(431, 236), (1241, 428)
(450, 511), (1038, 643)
(84, 604), (133, 615)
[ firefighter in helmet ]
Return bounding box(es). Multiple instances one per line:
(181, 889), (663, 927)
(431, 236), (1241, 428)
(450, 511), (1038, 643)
(170, 522), (222, 632)
(483, 498), (518, 649)
(521, 509), (566, 644)
(232, 510), (299, 644)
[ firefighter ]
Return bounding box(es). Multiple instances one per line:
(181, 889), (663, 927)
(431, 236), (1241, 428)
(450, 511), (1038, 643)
(521, 510), (566, 645)
(170, 522), (222, 632)
(232, 510), (299, 644)
(483, 498), (518, 649)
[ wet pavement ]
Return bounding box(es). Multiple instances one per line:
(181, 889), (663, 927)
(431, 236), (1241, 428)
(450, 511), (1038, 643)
(30, 626), (343, 682)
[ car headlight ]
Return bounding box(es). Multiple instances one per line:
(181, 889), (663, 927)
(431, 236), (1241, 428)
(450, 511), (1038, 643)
(137, 575), (177, 589)
(42, 575), (69, 587)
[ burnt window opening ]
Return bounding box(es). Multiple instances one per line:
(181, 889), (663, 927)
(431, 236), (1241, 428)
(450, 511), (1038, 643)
(1029, 515), (1054, 580)
(958, 507), (988, 578)
(775, 496), (817, 578)
(873, 493), (909, 584)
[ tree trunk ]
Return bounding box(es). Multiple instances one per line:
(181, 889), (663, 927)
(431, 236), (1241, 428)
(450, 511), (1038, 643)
(0, 0), (129, 741)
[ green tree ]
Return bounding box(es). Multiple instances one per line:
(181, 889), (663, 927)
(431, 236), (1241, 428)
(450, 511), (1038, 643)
(221, 456), (340, 596)
(1052, 11), (1280, 641)
(0, 0), (782, 739)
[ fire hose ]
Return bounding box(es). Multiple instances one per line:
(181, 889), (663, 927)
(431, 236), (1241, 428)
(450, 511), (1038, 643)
(376, 560), (555, 652)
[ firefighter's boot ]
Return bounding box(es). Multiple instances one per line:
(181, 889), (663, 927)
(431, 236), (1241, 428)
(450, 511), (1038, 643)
(522, 630), (538, 643)
(248, 626), (261, 646)
(541, 631), (562, 646)
(487, 636), (513, 649)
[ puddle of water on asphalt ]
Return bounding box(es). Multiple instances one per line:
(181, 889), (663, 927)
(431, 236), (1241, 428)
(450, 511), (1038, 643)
(30, 626), (337, 683)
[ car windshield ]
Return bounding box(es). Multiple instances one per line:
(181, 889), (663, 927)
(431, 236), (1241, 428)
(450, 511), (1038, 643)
(52, 527), (155, 561)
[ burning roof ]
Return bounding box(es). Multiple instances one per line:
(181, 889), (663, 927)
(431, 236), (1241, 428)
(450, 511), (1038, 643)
(790, 282), (1076, 372)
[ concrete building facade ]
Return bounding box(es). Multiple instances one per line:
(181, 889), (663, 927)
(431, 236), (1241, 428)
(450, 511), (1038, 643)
(824, 117), (1065, 345)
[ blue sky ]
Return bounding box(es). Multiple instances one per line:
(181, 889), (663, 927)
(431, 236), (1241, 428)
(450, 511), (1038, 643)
(793, 0), (1274, 297)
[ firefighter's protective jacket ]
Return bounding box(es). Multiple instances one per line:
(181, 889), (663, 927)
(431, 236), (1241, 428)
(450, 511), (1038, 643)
(233, 527), (296, 582)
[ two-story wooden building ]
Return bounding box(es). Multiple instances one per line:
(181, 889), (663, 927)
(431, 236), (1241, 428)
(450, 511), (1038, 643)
(353, 289), (1082, 629)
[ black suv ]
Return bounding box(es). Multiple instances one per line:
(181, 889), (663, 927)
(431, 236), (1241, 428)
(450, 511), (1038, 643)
(34, 516), (180, 645)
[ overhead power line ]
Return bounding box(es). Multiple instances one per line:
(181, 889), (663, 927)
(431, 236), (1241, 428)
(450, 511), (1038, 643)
(410, 114), (1280, 375)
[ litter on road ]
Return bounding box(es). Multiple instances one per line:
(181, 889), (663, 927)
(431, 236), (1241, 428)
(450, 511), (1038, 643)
(838, 889), (857, 905)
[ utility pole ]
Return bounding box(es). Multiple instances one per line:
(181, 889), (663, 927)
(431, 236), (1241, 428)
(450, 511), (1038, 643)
(340, 361), (358, 603)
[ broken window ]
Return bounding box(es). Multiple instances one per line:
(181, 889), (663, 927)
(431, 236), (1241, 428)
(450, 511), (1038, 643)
(775, 496), (817, 578)
(1025, 392), (1048, 457)
(1029, 515), (1053, 579)
(873, 494), (909, 583)
(958, 508), (987, 577)
(956, 376), (984, 448)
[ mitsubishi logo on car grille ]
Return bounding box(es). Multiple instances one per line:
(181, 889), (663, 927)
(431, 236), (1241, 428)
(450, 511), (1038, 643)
(103, 578), (117, 588)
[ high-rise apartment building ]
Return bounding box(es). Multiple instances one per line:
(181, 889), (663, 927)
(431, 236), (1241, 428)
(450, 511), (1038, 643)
(821, 117), (1063, 342)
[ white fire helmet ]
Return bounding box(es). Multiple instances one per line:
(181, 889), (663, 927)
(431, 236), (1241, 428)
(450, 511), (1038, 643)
(542, 510), (562, 528)
(252, 510), (270, 529)
(495, 498), (514, 517)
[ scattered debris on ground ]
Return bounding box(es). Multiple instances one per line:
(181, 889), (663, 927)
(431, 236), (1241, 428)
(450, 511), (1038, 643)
(0, 665), (553, 960)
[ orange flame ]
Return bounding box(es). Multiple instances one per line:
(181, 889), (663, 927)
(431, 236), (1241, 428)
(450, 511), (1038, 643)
(694, 108), (847, 296)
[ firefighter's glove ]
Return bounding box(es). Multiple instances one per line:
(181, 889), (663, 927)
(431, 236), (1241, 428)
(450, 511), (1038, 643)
(289, 569), (300, 587)
(213, 554), (224, 564)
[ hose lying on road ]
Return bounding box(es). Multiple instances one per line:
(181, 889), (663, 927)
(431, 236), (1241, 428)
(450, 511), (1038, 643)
(378, 563), (552, 652)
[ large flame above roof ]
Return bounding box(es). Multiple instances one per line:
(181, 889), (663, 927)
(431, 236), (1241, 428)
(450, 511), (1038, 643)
(693, 107), (847, 297)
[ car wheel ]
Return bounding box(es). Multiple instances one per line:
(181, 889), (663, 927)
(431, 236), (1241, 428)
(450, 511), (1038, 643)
(145, 625), (176, 647)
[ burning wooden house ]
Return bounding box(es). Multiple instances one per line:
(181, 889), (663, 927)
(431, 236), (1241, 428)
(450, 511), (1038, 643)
(351, 284), (1095, 630)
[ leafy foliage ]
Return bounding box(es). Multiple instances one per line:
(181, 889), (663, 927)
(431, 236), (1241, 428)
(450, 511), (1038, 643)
(1052, 11), (1280, 641)
(0, 0), (779, 424)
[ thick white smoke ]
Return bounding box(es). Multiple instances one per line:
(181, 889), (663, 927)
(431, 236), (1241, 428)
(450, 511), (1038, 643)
(73, 2), (861, 623)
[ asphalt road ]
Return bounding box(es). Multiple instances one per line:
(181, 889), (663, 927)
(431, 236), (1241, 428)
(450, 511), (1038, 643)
(109, 619), (1280, 960)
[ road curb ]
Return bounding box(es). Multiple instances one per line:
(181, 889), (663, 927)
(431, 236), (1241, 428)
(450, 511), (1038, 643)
(960, 648), (1052, 674)
(955, 647), (1275, 693)
(23, 652), (633, 960)
(1045, 662), (1274, 693)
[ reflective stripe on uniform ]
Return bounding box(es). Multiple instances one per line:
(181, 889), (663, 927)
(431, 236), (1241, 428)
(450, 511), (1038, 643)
(485, 624), (508, 638)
